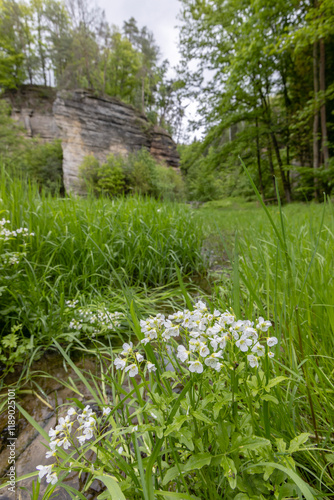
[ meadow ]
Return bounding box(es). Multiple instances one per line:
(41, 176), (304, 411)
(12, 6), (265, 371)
(1, 172), (334, 499)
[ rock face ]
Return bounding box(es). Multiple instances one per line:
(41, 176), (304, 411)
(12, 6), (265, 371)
(4, 85), (179, 193)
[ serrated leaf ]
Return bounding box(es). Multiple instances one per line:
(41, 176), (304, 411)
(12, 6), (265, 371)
(213, 400), (224, 419)
(161, 371), (177, 380)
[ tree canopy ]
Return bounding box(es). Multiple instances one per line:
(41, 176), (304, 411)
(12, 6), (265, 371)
(178, 0), (334, 201)
(0, 0), (184, 136)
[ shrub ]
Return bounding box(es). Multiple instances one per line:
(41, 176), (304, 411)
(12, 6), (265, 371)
(78, 154), (100, 191)
(78, 148), (185, 200)
(124, 148), (158, 196)
(155, 163), (185, 200)
(24, 139), (63, 194)
(96, 155), (126, 195)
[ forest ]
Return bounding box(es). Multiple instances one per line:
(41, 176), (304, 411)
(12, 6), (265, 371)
(1, 0), (334, 202)
(1, 1), (334, 500)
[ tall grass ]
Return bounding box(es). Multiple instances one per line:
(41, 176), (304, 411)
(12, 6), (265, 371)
(0, 170), (204, 357)
(198, 198), (334, 494)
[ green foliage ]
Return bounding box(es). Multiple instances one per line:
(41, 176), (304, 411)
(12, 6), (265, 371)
(124, 148), (158, 195)
(0, 324), (34, 373)
(178, 0), (334, 202)
(0, 1), (180, 134)
(79, 149), (185, 201)
(0, 170), (204, 364)
(19, 304), (322, 499)
(78, 154), (99, 189)
(96, 155), (126, 196)
(0, 101), (63, 193)
(0, 0), (27, 89)
(24, 139), (63, 194)
(196, 197), (334, 496)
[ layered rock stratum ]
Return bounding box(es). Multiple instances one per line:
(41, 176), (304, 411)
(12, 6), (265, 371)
(4, 85), (179, 193)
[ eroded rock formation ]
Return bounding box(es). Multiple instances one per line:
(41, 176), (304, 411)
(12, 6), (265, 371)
(4, 85), (179, 193)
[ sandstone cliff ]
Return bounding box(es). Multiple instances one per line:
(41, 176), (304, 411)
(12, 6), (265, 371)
(4, 85), (179, 193)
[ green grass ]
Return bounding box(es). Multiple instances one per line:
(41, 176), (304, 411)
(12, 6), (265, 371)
(0, 171), (205, 368)
(197, 198), (334, 495)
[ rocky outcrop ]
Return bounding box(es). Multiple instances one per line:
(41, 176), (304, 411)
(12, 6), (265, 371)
(4, 85), (179, 193)
(4, 85), (58, 142)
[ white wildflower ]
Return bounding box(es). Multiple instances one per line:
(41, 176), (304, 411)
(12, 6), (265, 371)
(177, 345), (189, 362)
(236, 336), (253, 352)
(267, 336), (278, 347)
(247, 355), (259, 368)
(114, 357), (126, 370)
(46, 473), (58, 485)
(188, 360), (204, 374)
(147, 362), (157, 372)
(125, 363), (138, 377)
(36, 465), (52, 480)
(256, 317), (272, 332)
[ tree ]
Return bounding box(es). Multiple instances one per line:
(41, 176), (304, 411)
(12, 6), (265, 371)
(178, 0), (334, 200)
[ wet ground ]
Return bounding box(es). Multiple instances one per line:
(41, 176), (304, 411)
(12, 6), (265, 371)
(0, 352), (104, 500)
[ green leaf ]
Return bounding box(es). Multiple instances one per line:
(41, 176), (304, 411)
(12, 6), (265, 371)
(261, 395), (279, 404)
(245, 462), (315, 500)
(276, 438), (287, 453)
(221, 456), (237, 489)
(165, 415), (189, 436)
(53, 340), (102, 404)
(162, 466), (183, 486)
(325, 454), (334, 464)
(288, 433), (310, 453)
(175, 264), (193, 310)
(183, 453), (212, 471)
(15, 403), (49, 441)
(155, 491), (200, 499)
(236, 436), (271, 452)
(95, 475), (126, 500)
(191, 410), (212, 424)
(264, 376), (287, 391)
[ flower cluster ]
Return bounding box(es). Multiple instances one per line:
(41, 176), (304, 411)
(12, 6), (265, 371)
(116, 301), (277, 376)
(0, 219), (34, 241)
(1, 251), (24, 265)
(65, 301), (123, 336)
(36, 405), (112, 485)
(114, 341), (157, 377)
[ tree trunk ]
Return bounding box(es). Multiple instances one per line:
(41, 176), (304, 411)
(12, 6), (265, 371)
(271, 131), (292, 203)
(313, 40), (320, 199)
(267, 138), (278, 202)
(255, 117), (264, 199)
(319, 38), (329, 167)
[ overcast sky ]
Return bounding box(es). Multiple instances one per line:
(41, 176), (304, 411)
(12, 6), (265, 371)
(96, 0), (182, 68)
(95, 0), (201, 140)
